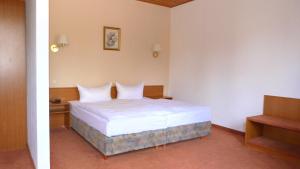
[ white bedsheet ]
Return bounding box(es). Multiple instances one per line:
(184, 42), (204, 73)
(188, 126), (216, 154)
(70, 98), (211, 137)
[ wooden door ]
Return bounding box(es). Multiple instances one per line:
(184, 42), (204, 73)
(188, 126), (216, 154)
(0, 0), (26, 151)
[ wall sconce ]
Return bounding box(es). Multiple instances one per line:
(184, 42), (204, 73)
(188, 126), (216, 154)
(152, 44), (161, 58)
(50, 34), (69, 53)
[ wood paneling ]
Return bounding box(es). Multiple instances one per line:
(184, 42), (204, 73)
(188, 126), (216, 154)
(50, 85), (164, 101)
(245, 120), (263, 142)
(247, 115), (300, 133)
(0, 0), (26, 151)
(263, 126), (300, 146)
(50, 113), (70, 129)
(263, 95), (300, 146)
(245, 95), (300, 161)
(137, 0), (193, 8)
(50, 102), (70, 129)
(264, 95), (300, 121)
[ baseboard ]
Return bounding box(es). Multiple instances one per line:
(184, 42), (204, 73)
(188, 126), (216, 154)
(212, 124), (245, 136)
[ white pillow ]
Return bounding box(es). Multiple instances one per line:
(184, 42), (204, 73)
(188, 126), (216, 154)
(116, 82), (144, 99)
(77, 83), (112, 103)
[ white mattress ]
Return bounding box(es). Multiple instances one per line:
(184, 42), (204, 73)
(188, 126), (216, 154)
(70, 98), (211, 137)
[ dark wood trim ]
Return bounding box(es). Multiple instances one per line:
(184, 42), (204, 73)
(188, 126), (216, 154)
(212, 124), (245, 136)
(137, 0), (193, 8)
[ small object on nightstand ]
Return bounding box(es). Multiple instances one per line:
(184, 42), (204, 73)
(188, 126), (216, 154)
(162, 96), (173, 100)
(49, 101), (70, 129)
(50, 97), (62, 104)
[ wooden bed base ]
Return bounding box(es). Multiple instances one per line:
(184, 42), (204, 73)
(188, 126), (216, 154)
(71, 115), (211, 158)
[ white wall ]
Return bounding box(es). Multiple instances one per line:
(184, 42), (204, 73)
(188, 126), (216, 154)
(170, 0), (300, 131)
(26, 0), (50, 169)
(50, 0), (170, 93)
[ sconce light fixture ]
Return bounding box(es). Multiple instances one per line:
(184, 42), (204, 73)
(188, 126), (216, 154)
(50, 34), (69, 53)
(152, 44), (161, 58)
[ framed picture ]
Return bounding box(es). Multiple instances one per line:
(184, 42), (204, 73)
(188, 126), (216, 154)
(103, 26), (121, 51)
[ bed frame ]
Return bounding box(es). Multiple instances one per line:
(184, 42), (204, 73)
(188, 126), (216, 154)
(72, 115), (211, 157)
(50, 86), (211, 158)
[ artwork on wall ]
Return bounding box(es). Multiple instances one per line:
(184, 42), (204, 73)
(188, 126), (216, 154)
(103, 26), (121, 51)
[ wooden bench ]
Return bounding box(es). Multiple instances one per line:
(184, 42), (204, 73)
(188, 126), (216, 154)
(245, 95), (300, 161)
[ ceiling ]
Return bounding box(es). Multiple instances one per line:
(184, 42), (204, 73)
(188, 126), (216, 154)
(137, 0), (193, 8)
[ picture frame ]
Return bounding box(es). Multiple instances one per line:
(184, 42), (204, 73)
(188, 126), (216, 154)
(103, 26), (121, 51)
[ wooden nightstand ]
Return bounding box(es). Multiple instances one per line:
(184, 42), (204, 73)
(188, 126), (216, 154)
(162, 96), (173, 100)
(50, 102), (70, 129)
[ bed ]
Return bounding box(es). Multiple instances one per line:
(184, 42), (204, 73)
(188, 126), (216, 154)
(50, 86), (211, 158)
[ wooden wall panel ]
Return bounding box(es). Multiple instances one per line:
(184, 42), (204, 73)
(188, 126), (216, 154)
(264, 95), (300, 121)
(0, 0), (26, 151)
(50, 85), (164, 101)
(263, 95), (300, 146)
(263, 126), (300, 146)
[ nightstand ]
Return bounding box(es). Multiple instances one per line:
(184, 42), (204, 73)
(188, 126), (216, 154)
(50, 102), (70, 129)
(162, 96), (173, 100)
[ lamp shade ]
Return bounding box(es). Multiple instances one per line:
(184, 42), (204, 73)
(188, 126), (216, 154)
(57, 34), (69, 46)
(153, 44), (161, 52)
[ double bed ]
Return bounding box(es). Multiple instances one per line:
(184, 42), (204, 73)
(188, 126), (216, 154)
(50, 86), (212, 158)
